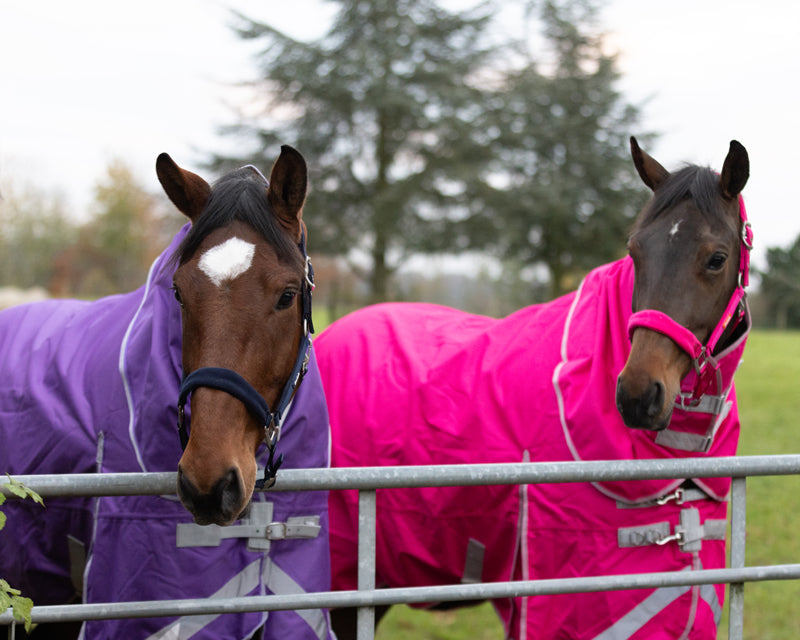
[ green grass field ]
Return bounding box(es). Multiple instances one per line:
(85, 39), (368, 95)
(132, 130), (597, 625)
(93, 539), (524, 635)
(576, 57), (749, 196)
(353, 330), (800, 639)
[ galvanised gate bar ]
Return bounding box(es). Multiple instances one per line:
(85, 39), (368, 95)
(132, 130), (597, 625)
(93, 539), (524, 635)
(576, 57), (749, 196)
(3, 454), (800, 639)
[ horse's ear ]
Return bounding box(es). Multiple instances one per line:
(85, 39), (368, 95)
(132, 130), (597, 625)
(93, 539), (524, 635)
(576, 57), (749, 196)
(719, 140), (749, 201)
(630, 136), (670, 191)
(267, 145), (307, 242)
(156, 153), (211, 222)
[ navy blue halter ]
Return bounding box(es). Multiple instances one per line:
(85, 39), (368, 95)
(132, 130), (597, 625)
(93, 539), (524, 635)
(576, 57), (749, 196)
(177, 230), (315, 490)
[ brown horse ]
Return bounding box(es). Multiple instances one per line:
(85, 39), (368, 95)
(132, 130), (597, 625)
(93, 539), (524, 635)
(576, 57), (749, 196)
(1, 147), (333, 639)
(158, 145), (315, 526)
(317, 137), (751, 639)
(617, 136), (750, 431)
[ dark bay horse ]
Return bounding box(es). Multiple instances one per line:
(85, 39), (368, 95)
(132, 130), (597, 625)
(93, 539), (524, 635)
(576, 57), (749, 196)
(0, 147), (334, 639)
(317, 138), (751, 639)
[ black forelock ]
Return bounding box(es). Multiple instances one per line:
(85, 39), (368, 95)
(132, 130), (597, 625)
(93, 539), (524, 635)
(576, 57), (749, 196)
(638, 165), (723, 227)
(172, 167), (302, 269)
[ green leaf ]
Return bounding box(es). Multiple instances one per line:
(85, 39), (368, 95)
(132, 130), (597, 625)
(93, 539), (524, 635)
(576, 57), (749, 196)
(11, 593), (34, 633)
(4, 475), (44, 505)
(0, 510), (6, 531)
(0, 578), (20, 595)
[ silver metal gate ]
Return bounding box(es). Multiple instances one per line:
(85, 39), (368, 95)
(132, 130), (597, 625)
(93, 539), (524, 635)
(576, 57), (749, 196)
(3, 454), (800, 639)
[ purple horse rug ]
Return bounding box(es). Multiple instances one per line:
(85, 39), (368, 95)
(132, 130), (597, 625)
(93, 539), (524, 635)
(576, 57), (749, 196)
(317, 255), (749, 640)
(0, 226), (334, 640)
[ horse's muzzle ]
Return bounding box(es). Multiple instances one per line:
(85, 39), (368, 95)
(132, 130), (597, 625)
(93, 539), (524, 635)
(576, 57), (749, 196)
(177, 465), (249, 526)
(615, 376), (671, 431)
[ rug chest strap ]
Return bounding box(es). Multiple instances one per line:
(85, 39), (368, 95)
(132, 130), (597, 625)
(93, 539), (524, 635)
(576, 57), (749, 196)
(176, 502), (320, 552)
(618, 508), (727, 551)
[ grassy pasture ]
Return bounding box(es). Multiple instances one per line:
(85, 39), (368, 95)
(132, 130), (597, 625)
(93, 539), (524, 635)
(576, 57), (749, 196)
(329, 329), (800, 639)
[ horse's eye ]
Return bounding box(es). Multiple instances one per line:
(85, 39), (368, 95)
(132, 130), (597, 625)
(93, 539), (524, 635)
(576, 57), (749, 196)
(707, 252), (727, 271)
(172, 285), (184, 307)
(276, 290), (297, 310)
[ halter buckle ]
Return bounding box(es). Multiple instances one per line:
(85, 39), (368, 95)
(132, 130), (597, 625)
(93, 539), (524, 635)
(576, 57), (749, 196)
(265, 414), (281, 449)
(692, 347), (709, 376)
(741, 220), (753, 250)
(304, 256), (315, 290)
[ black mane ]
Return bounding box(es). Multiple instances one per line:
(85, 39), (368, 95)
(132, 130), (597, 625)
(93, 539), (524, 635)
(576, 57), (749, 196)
(172, 166), (302, 269)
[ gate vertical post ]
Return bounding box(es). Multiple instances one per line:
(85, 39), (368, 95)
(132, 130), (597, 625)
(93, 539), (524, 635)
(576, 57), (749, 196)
(357, 489), (377, 640)
(728, 477), (746, 640)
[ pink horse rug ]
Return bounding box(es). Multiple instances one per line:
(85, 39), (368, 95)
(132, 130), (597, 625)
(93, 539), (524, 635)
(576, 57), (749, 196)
(0, 226), (334, 640)
(316, 255), (750, 640)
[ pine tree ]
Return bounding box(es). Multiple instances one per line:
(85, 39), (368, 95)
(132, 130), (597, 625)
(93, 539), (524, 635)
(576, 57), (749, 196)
(463, 0), (649, 298)
(216, 0), (650, 303)
(214, 0), (497, 302)
(759, 238), (800, 328)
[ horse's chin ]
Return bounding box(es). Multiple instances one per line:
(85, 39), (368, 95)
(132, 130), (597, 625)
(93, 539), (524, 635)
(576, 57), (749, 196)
(190, 502), (250, 527)
(617, 402), (673, 432)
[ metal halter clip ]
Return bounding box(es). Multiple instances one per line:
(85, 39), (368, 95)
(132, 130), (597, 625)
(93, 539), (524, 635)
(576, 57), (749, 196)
(656, 528), (685, 546)
(656, 487), (685, 506)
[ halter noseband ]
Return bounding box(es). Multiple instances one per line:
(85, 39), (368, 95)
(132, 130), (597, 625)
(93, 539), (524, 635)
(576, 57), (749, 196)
(177, 228), (315, 490)
(627, 195), (751, 415)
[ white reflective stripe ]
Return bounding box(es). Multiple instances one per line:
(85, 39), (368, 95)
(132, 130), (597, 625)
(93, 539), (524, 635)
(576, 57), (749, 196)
(264, 558), (328, 640)
(119, 253), (161, 473)
(145, 557), (264, 640)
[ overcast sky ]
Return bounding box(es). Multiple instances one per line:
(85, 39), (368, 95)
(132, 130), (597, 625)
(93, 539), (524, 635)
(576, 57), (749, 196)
(1, 0), (797, 274)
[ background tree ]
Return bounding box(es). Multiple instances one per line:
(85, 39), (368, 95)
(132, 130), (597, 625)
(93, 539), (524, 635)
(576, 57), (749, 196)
(0, 181), (75, 290)
(214, 0), (500, 302)
(216, 0), (649, 304)
(758, 237), (800, 329)
(56, 160), (179, 298)
(461, 0), (648, 298)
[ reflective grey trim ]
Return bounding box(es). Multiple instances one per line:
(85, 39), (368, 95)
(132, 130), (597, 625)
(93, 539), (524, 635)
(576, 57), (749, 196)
(654, 430), (713, 453)
(700, 582), (722, 625)
(591, 581), (691, 639)
(462, 538), (485, 584)
(145, 557), (263, 640)
(264, 559), (328, 640)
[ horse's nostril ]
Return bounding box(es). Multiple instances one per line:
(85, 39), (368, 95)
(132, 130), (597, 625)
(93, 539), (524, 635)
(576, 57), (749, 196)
(646, 381), (665, 418)
(177, 465), (198, 501)
(217, 468), (243, 518)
